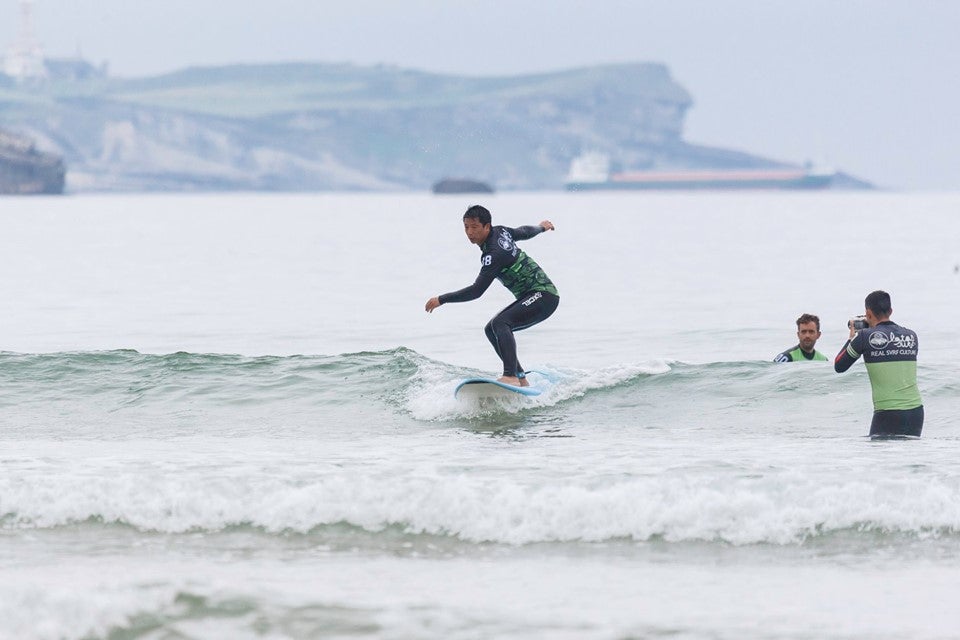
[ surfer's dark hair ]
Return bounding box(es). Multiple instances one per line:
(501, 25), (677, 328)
(463, 205), (491, 225)
(796, 313), (820, 331)
(865, 290), (892, 317)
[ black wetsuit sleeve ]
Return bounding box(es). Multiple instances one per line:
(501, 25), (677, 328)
(438, 270), (497, 304)
(437, 224), (540, 305)
(834, 333), (863, 373)
(509, 225), (545, 241)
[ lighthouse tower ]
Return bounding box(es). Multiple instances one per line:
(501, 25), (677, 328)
(3, 0), (47, 81)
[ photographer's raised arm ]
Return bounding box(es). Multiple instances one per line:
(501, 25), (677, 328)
(834, 331), (864, 373)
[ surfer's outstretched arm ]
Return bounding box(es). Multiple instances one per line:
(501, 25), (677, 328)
(510, 220), (555, 241)
(425, 271), (497, 312)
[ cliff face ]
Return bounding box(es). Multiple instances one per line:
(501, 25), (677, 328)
(0, 129), (66, 194)
(0, 62), (791, 192)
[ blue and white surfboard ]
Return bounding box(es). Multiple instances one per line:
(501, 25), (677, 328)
(454, 377), (542, 399)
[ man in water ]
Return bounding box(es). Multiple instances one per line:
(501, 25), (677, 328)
(834, 290), (924, 437)
(425, 205), (559, 387)
(774, 313), (828, 362)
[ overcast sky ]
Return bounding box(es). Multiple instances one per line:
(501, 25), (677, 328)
(3, 0), (959, 189)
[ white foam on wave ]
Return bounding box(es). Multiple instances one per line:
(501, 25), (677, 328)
(5, 552), (960, 640)
(0, 574), (178, 640)
(4, 454), (960, 545)
(405, 360), (672, 421)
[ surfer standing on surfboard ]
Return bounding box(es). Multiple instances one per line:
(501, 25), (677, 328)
(425, 205), (559, 387)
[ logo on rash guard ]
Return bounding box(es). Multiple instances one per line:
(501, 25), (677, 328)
(498, 230), (514, 251)
(892, 334), (916, 349)
(869, 332), (892, 349)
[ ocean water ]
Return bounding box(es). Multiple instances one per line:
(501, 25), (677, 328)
(1, 191), (960, 639)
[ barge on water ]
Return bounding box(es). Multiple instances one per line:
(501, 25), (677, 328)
(565, 152), (835, 191)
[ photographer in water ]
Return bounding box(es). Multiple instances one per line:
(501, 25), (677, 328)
(833, 290), (924, 437)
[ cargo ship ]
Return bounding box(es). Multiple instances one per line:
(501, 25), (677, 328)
(565, 152), (835, 191)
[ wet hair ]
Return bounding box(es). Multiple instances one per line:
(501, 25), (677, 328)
(865, 290), (892, 317)
(463, 205), (491, 226)
(796, 313), (821, 331)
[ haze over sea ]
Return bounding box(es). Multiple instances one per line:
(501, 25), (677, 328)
(2, 191), (960, 639)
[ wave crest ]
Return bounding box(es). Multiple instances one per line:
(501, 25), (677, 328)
(4, 468), (960, 546)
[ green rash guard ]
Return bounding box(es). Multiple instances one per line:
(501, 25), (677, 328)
(774, 346), (828, 363)
(834, 320), (922, 411)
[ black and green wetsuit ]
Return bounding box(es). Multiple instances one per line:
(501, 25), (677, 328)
(834, 320), (923, 436)
(438, 225), (558, 377)
(774, 346), (828, 363)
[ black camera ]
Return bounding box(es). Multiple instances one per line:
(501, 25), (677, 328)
(849, 315), (869, 330)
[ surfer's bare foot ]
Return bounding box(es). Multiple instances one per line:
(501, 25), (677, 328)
(498, 375), (527, 387)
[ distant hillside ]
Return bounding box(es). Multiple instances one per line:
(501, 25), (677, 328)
(0, 62), (857, 192)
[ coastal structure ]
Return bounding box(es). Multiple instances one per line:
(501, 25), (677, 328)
(0, 128), (66, 194)
(565, 152), (836, 191)
(2, 0), (108, 83)
(3, 0), (46, 81)
(0, 1), (69, 193)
